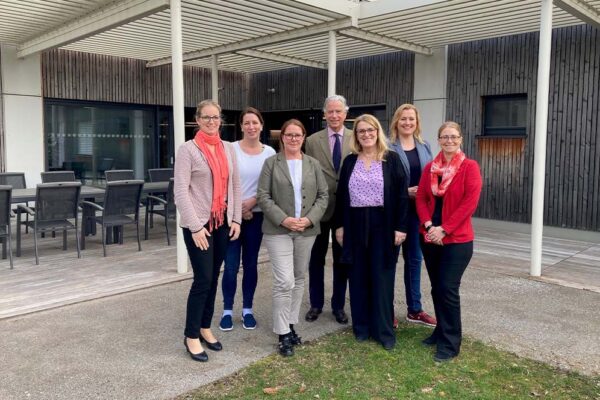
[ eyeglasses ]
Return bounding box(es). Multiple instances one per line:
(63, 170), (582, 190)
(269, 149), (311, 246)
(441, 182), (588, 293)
(357, 128), (377, 136)
(199, 115), (221, 122)
(282, 133), (303, 141)
(438, 135), (462, 142)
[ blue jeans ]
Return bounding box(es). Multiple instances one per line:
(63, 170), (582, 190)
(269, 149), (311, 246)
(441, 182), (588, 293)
(402, 210), (423, 314)
(222, 212), (264, 311)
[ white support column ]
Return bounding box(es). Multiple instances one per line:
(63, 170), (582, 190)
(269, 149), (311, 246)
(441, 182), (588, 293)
(211, 54), (219, 102)
(0, 44), (44, 186)
(530, 0), (553, 277)
(413, 46), (448, 151)
(170, 0), (188, 274)
(327, 31), (336, 96)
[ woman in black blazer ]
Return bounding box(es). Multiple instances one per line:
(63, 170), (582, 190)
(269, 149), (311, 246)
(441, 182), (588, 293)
(334, 114), (409, 350)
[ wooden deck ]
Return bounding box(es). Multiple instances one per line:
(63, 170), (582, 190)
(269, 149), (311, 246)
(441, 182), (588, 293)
(0, 220), (598, 320)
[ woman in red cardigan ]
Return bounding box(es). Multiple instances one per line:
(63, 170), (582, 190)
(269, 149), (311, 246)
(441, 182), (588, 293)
(416, 121), (482, 362)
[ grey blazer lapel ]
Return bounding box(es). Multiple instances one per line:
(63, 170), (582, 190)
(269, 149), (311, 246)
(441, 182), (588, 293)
(391, 141), (411, 178)
(317, 131), (334, 170)
(275, 153), (293, 184)
(342, 128), (352, 158)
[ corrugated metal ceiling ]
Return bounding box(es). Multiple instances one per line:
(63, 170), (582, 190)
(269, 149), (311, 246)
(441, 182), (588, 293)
(0, 0), (598, 73)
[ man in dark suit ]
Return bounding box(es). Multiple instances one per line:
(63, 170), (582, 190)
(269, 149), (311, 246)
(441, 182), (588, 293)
(304, 95), (352, 324)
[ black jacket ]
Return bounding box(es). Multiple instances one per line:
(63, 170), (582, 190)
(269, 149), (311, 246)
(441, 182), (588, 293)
(334, 151), (409, 266)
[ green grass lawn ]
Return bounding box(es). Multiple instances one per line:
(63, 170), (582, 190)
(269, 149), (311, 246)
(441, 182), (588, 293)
(180, 323), (600, 400)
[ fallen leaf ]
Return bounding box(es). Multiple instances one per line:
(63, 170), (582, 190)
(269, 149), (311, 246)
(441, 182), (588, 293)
(439, 391), (446, 397)
(421, 387), (434, 393)
(299, 383), (306, 393)
(263, 387), (279, 395)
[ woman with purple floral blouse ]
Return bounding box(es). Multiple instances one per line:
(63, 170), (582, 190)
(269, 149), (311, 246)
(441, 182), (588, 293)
(334, 114), (409, 351)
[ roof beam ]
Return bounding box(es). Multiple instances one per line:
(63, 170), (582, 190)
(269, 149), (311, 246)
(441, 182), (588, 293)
(274, 0), (359, 18)
(555, 0), (600, 29)
(17, 0), (169, 58)
(358, 0), (449, 19)
(236, 49), (327, 69)
(147, 17), (357, 67)
(338, 27), (432, 55)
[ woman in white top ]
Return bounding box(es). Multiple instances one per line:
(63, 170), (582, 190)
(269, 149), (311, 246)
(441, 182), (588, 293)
(219, 108), (275, 332)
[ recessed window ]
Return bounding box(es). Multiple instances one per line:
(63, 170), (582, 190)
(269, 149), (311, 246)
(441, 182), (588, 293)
(483, 94), (527, 136)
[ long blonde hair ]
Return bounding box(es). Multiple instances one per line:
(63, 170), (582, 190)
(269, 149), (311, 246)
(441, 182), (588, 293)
(351, 114), (389, 161)
(390, 103), (424, 144)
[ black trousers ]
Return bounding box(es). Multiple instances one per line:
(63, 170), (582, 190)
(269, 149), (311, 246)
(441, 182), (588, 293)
(421, 240), (473, 357)
(349, 208), (396, 346)
(183, 224), (229, 338)
(308, 219), (350, 311)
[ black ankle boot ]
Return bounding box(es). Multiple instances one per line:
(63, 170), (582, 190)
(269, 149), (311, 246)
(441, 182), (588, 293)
(278, 333), (294, 357)
(289, 324), (302, 346)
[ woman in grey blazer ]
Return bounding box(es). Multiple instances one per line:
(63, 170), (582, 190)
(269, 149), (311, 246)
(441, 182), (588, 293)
(389, 104), (437, 328)
(257, 119), (328, 357)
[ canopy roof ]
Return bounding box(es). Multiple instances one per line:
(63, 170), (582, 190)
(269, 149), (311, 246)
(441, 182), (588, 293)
(1, 0), (599, 73)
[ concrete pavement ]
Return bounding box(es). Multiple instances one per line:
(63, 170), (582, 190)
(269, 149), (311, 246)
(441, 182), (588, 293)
(1, 258), (599, 399)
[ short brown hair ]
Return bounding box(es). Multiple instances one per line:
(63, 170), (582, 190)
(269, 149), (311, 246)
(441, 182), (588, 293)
(279, 119), (306, 150)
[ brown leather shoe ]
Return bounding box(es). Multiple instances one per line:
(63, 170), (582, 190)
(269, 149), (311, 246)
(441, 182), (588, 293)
(332, 309), (349, 324)
(305, 307), (322, 322)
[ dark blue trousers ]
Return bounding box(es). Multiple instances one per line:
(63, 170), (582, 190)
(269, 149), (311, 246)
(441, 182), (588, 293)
(402, 211), (424, 313)
(222, 212), (264, 310)
(308, 219), (349, 311)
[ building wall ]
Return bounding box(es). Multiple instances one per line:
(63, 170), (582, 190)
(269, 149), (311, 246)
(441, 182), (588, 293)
(0, 48), (4, 172)
(446, 25), (600, 231)
(42, 49), (248, 110)
(248, 51), (414, 125)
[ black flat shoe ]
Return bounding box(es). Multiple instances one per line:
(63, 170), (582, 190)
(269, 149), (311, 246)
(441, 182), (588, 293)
(290, 331), (302, 346)
(355, 334), (369, 342)
(305, 307), (322, 322)
(200, 333), (223, 351)
(422, 335), (437, 346)
(382, 341), (395, 351)
(332, 309), (349, 324)
(184, 338), (208, 362)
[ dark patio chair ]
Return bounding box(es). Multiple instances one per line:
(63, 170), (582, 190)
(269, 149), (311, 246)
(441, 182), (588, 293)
(145, 178), (175, 245)
(41, 171), (77, 183)
(105, 169), (134, 182)
(16, 182), (81, 265)
(0, 172), (32, 233)
(81, 180), (143, 257)
(148, 168), (174, 182)
(0, 185), (14, 268)
(146, 168), (174, 228)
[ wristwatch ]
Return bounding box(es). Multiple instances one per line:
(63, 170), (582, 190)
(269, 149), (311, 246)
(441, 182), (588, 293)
(424, 224), (433, 232)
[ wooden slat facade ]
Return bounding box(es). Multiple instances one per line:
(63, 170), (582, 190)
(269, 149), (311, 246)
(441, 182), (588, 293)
(446, 25), (600, 231)
(248, 52), (414, 126)
(0, 52), (4, 172)
(42, 49), (248, 110)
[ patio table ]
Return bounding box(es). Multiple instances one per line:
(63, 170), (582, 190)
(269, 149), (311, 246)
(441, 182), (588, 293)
(11, 182), (169, 245)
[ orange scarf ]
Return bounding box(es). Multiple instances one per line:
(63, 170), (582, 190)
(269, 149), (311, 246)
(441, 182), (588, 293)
(430, 149), (466, 196)
(194, 130), (229, 231)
